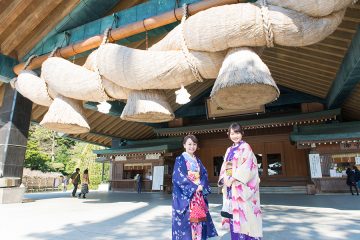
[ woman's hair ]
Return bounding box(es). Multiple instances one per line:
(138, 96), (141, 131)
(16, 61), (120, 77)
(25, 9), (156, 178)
(84, 169), (88, 174)
(227, 123), (244, 135)
(354, 166), (359, 171)
(183, 134), (198, 145)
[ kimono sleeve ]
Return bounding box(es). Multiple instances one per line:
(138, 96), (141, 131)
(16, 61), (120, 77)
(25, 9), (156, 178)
(218, 148), (230, 187)
(232, 143), (258, 185)
(172, 157), (198, 199)
(199, 159), (211, 195)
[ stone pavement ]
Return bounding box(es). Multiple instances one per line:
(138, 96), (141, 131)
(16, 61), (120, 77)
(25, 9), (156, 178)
(0, 191), (359, 240)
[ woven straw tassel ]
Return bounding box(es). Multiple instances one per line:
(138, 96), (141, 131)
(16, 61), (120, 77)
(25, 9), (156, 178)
(121, 90), (174, 123)
(210, 47), (279, 110)
(40, 95), (90, 134)
(11, 70), (53, 107)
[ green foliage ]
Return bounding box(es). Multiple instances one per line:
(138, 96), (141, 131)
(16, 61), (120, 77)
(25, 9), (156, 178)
(25, 123), (107, 189)
(67, 142), (107, 189)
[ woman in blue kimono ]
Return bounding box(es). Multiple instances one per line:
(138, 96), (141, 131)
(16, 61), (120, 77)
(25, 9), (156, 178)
(172, 134), (218, 240)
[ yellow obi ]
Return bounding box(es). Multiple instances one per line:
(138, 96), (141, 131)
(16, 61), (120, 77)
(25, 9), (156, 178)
(188, 171), (200, 185)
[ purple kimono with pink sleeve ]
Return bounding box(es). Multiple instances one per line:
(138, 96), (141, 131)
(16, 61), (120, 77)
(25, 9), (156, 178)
(172, 153), (218, 240)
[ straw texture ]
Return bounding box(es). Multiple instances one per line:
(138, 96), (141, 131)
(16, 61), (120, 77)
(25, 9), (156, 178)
(150, 3), (345, 52)
(121, 90), (174, 123)
(41, 57), (110, 102)
(96, 43), (225, 90)
(11, 70), (53, 106)
(83, 50), (130, 100)
(211, 47), (279, 110)
(40, 95), (90, 134)
(263, 0), (354, 17)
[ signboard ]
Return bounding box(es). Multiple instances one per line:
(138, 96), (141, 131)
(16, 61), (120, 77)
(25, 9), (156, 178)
(356, 157), (360, 165)
(309, 154), (322, 178)
(152, 166), (164, 191)
(145, 153), (161, 160)
(115, 155), (127, 161)
(340, 142), (360, 150)
(206, 99), (265, 118)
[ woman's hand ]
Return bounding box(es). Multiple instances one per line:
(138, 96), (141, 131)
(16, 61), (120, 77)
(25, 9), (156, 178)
(196, 185), (203, 192)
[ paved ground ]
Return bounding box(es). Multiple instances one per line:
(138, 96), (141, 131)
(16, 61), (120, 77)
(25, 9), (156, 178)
(0, 191), (359, 240)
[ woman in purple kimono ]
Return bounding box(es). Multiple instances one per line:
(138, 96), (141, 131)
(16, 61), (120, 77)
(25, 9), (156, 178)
(172, 135), (218, 240)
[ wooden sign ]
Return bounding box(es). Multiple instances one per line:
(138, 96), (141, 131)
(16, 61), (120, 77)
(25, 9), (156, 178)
(206, 99), (264, 118)
(309, 154), (322, 178)
(115, 155), (127, 161)
(340, 142), (360, 150)
(145, 153), (161, 160)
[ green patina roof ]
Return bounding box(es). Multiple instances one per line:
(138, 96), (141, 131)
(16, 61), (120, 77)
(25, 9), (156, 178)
(93, 137), (183, 155)
(155, 109), (341, 135)
(290, 121), (360, 142)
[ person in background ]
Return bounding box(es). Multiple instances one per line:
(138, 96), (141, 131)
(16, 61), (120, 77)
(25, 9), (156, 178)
(145, 171), (153, 181)
(135, 173), (142, 193)
(347, 167), (359, 195)
(354, 166), (360, 189)
(70, 168), (81, 197)
(218, 123), (262, 240)
(79, 169), (90, 198)
(62, 174), (69, 192)
(172, 134), (218, 240)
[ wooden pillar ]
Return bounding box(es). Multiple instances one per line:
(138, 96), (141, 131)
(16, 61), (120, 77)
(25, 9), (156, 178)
(0, 84), (32, 203)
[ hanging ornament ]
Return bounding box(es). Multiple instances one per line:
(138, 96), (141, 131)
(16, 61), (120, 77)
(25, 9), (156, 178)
(97, 101), (111, 113)
(175, 85), (191, 105)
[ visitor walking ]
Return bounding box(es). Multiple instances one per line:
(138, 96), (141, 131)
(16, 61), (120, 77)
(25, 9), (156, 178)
(346, 167), (359, 195)
(78, 169), (90, 198)
(70, 168), (81, 197)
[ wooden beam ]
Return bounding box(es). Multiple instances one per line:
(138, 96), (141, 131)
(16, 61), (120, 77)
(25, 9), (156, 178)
(267, 63), (333, 83)
(263, 50), (339, 71)
(13, 0), (245, 74)
(109, 0), (147, 14)
(263, 59), (335, 78)
(0, 0), (33, 37)
(1, 0), (62, 55)
(273, 47), (343, 64)
(272, 74), (327, 97)
(271, 70), (330, 89)
(16, 0), (80, 59)
(326, 26), (360, 108)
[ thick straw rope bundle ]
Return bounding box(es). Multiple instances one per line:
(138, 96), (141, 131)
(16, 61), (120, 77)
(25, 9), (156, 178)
(211, 47), (279, 109)
(95, 43), (225, 89)
(83, 50), (130, 99)
(41, 57), (111, 102)
(150, 3), (345, 52)
(121, 90), (174, 123)
(11, 0), (355, 128)
(40, 95), (90, 134)
(262, 0), (354, 17)
(11, 70), (53, 106)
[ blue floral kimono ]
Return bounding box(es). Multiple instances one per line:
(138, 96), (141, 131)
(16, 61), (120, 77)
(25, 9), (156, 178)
(172, 153), (218, 240)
